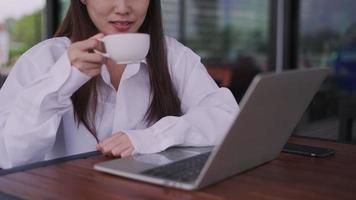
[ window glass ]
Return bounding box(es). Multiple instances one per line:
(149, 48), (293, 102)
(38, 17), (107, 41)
(0, 0), (45, 74)
(185, 0), (269, 68)
(59, 0), (70, 21)
(295, 0), (356, 141)
(162, 0), (271, 101)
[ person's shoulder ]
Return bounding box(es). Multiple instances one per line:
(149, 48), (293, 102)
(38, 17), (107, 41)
(7, 37), (71, 84)
(164, 36), (201, 66)
(164, 36), (196, 55)
(164, 36), (186, 51)
(22, 37), (71, 62)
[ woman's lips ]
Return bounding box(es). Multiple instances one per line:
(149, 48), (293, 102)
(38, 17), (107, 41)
(111, 21), (133, 32)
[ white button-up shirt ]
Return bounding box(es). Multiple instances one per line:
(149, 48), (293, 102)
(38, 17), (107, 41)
(0, 36), (238, 169)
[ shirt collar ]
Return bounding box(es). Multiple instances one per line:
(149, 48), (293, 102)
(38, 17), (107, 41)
(100, 60), (147, 87)
(124, 59), (148, 80)
(100, 64), (111, 87)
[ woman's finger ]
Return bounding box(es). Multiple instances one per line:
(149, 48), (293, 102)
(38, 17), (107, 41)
(77, 51), (106, 64)
(94, 40), (106, 53)
(91, 33), (105, 40)
(100, 137), (124, 154)
(75, 36), (103, 51)
(120, 147), (134, 158)
(74, 61), (101, 70)
(99, 133), (124, 148)
(91, 33), (106, 52)
(111, 143), (131, 157)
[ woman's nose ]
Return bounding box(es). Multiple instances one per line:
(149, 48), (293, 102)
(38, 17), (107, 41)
(113, 0), (131, 15)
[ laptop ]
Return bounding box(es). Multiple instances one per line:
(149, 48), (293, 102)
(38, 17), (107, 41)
(94, 68), (329, 190)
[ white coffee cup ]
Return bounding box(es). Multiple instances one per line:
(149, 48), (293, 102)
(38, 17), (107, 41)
(96, 33), (150, 64)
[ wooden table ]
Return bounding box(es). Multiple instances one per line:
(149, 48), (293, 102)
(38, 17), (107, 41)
(1, 137), (356, 200)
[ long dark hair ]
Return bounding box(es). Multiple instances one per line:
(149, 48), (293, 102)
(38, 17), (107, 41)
(55, 0), (182, 142)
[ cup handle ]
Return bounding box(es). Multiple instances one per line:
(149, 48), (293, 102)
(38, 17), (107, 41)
(94, 38), (110, 58)
(94, 49), (110, 58)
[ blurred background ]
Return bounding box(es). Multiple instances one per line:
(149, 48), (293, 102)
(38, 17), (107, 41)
(0, 0), (355, 144)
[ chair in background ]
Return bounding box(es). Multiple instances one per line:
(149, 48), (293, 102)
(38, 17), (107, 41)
(338, 95), (356, 142)
(0, 74), (6, 88)
(229, 56), (261, 103)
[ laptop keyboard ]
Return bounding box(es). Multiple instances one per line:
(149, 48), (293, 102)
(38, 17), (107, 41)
(141, 152), (211, 183)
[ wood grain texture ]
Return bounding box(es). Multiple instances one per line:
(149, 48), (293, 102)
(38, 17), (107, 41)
(1, 137), (355, 200)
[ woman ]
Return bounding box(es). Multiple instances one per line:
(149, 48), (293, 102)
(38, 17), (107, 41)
(0, 0), (238, 169)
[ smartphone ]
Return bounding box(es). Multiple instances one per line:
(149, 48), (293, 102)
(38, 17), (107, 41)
(282, 143), (335, 158)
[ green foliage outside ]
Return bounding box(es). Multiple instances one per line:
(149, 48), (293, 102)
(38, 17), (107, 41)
(6, 9), (43, 67)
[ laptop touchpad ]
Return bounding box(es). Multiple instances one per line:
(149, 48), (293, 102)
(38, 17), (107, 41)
(132, 148), (202, 166)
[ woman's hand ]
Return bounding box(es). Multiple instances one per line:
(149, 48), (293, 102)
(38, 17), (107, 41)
(68, 33), (106, 77)
(97, 132), (135, 158)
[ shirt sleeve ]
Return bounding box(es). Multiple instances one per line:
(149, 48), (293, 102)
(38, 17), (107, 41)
(0, 51), (91, 169)
(124, 47), (239, 154)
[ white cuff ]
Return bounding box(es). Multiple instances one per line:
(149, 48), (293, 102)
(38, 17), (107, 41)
(58, 66), (91, 97)
(123, 117), (188, 155)
(48, 51), (91, 97)
(124, 128), (157, 155)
